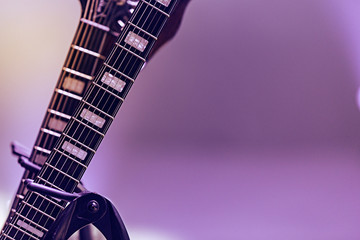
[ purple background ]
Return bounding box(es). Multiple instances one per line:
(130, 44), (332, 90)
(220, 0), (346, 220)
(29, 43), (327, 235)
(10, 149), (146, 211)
(1, 0), (360, 239)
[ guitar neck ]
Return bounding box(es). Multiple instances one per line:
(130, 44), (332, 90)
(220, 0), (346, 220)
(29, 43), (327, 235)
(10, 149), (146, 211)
(1, 1), (178, 239)
(1, 8), (118, 232)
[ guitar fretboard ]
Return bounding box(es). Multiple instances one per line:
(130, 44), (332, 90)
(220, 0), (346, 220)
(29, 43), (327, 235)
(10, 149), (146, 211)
(1, 0), (178, 239)
(0, 0), (121, 236)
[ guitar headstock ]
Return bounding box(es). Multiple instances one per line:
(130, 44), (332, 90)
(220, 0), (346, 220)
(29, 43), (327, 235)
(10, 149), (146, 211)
(79, 0), (139, 34)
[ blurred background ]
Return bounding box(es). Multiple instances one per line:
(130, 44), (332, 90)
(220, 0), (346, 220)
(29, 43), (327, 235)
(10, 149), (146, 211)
(1, 0), (360, 239)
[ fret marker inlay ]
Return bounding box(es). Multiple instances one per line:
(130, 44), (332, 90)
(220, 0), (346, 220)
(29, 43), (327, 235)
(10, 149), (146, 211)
(101, 72), (126, 92)
(80, 109), (106, 128)
(61, 141), (87, 160)
(62, 77), (85, 94)
(16, 220), (44, 238)
(48, 117), (67, 132)
(125, 31), (148, 52)
(156, 0), (171, 7)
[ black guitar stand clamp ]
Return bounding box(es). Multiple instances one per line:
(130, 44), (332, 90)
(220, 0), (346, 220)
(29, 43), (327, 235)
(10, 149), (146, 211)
(12, 141), (130, 240)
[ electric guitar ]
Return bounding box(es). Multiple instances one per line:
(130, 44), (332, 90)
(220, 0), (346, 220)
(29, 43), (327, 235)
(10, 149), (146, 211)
(1, 0), (137, 235)
(0, 0), (189, 239)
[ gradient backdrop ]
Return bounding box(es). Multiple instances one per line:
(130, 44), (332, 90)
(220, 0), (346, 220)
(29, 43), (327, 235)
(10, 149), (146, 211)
(1, 0), (360, 239)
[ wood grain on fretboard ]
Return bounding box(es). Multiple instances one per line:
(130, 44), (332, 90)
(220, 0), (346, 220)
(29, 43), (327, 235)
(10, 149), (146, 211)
(1, 1), (179, 239)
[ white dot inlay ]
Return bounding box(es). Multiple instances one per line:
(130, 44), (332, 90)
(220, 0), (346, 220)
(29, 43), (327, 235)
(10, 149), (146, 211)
(156, 0), (171, 7)
(101, 72), (126, 92)
(80, 108), (106, 128)
(62, 77), (85, 94)
(125, 31), (148, 52)
(62, 141), (87, 160)
(17, 220), (44, 238)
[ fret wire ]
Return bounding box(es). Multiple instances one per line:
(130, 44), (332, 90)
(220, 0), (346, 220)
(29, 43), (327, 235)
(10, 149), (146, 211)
(81, 99), (115, 119)
(62, 67), (93, 81)
(2, 233), (15, 240)
(71, 44), (106, 60)
(44, 162), (80, 183)
(103, 63), (135, 82)
(15, 213), (49, 232)
(80, 18), (110, 32)
(7, 223), (40, 240)
(55, 88), (83, 101)
(31, 192), (64, 210)
(128, 21), (158, 40)
(92, 81), (125, 102)
(115, 42), (146, 62)
(72, 117), (105, 137)
(141, 0), (170, 17)
(62, 133), (96, 153)
(40, 128), (61, 138)
(37, 177), (65, 192)
(53, 148), (88, 169)
(34, 146), (51, 155)
(47, 109), (72, 120)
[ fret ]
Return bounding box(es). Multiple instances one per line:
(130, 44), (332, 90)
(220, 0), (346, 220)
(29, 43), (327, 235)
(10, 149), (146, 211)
(103, 63), (135, 82)
(37, 130), (61, 151)
(60, 140), (87, 162)
(128, 21), (158, 40)
(72, 117), (105, 137)
(40, 128), (61, 138)
(133, 1), (169, 38)
(63, 134), (96, 153)
(47, 151), (87, 182)
(7, 223), (40, 239)
(115, 42), (146, 62)
(82, 99), (115, 120)
(65, 119), (104, 150)
(44, 162), (80, 183)
(141, 0), (170, 17)
(79, 109), (106, 129)
(85, 82), (124, 116)
(15, 213), (48, 232)
(40, 166), (78, 193)
(2, 233), (15, 240)
(53, 148), (88, 169)
(34, 146), (51, 155)
(71, 45), (106, 60)
(93, 76), (126, 96)
(80, 18), (110, 32)
(31, 192), (64, 210)
(37, 177), (65, 192)
(47, 109), (71, 120)
(21, 202), (56, 221)
(16, 219), (45, 238)
(16, 194), (24, 200)
(63, 67), (93, 81)
(55, 88), (83, 101)
(64, 47), (104, 77)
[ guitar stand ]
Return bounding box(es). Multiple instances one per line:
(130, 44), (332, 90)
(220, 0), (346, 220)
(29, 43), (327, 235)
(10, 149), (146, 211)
(12, 141), (130, 240)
